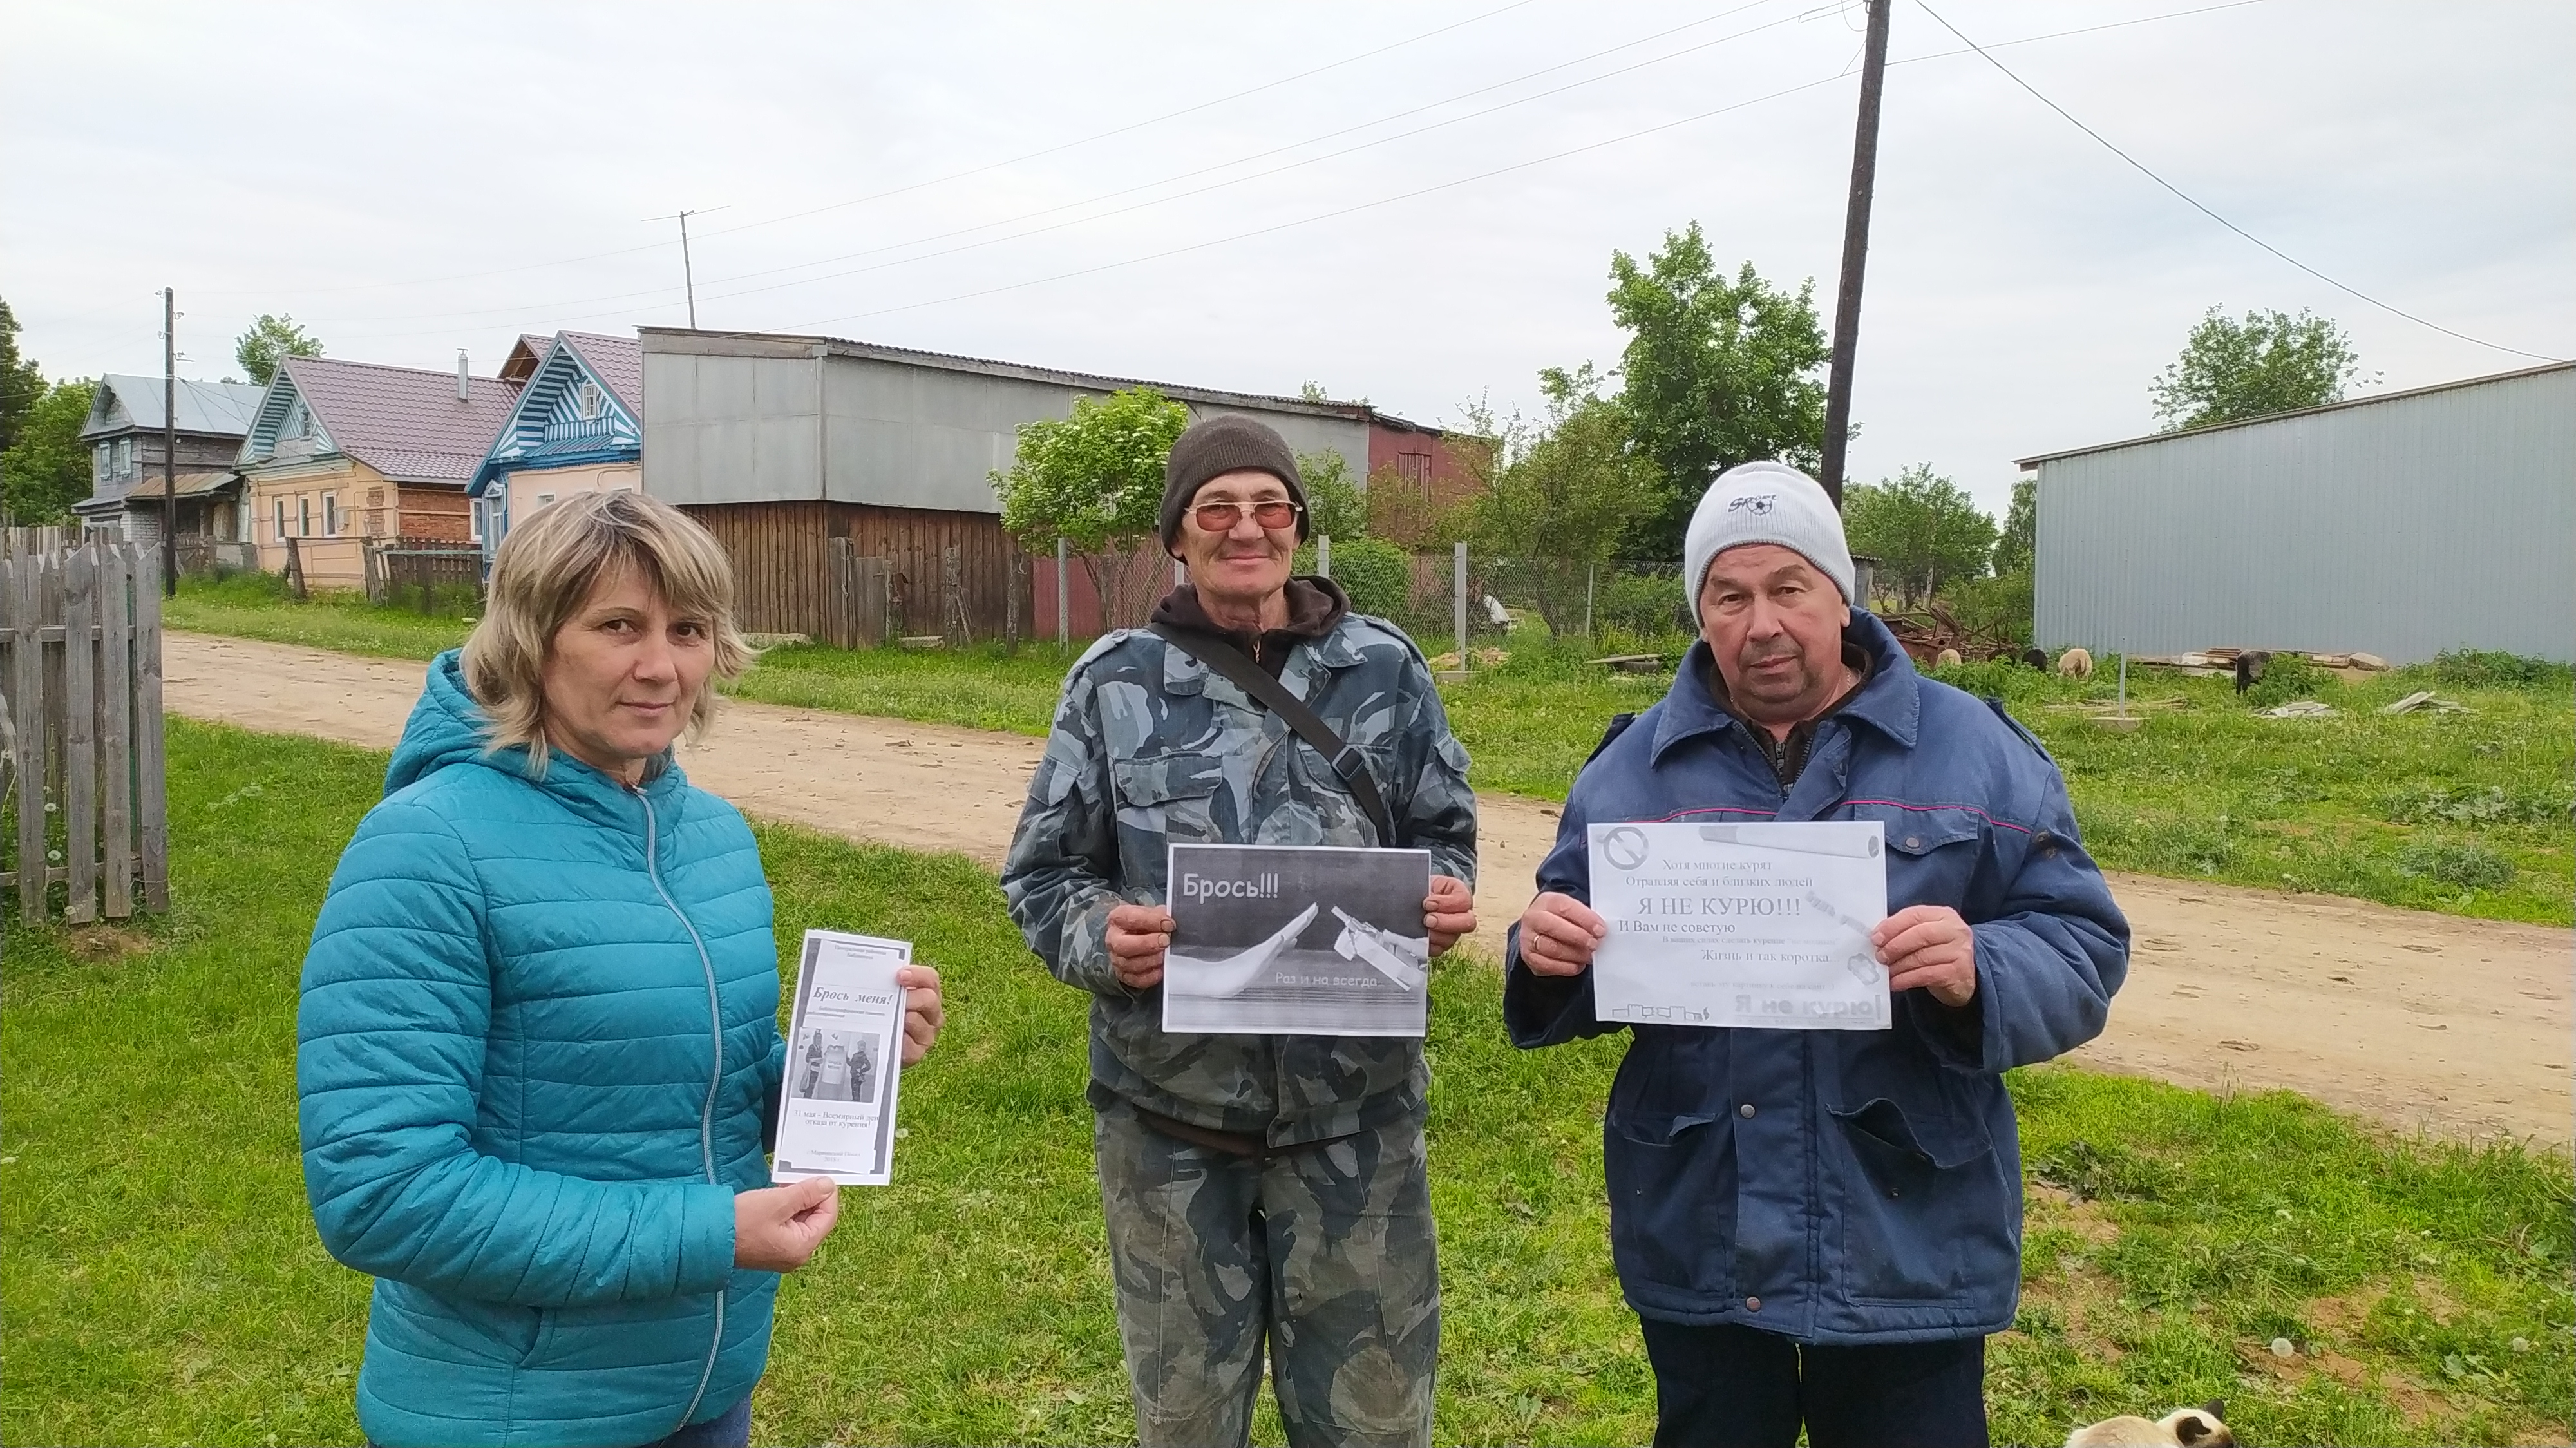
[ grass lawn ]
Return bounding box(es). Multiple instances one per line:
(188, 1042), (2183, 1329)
(164, 576), (2575, 928)
(3, 720), (2569, 1445)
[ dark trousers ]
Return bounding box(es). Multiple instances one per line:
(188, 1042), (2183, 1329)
(1638, 1318), (1988, 1448)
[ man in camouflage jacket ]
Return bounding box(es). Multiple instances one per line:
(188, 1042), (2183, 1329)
(1003, 415), (1477, 1448)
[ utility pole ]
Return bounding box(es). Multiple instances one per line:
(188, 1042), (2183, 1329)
(162, 287), (179, 596)
(677, 210), (701, 329)
(1819, 0), (1892, 510)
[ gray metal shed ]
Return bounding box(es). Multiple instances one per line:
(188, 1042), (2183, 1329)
(638, 329), (1382, 511)
(2020, 362), (2574, 664)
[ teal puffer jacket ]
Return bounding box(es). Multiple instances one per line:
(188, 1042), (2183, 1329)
(297, 651), (786, 1447)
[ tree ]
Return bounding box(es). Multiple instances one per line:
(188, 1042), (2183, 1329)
(234, 313), (324, 385)
(1606, 224), (1829, 558)
(0, 298), (48, 460)
(1462, 364), (1652, 635)
(1842, 464), (1996, 610)
(1295, 448), (1368, 541)
(1991, 476), (2036, 578)
(2149, 306), (2360, 431)
(992, 386), (1190, 629)
(1, 377), (100, 526)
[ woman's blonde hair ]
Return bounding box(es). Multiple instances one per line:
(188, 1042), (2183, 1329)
(462, 489), (751, 769)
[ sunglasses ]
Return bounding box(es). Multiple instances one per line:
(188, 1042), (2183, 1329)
(1190, 499), (1303, 532)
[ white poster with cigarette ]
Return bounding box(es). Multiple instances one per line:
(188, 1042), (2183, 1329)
(772, 929), (909, 1186)
(1587, 820), (1891, 1031)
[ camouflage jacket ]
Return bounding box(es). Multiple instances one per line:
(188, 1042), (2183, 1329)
(1002, 613), (1477, 1146)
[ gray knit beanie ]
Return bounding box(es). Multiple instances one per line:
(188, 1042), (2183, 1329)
(1683, 461), (1856, 605)
(1159, 414), (1309, 554)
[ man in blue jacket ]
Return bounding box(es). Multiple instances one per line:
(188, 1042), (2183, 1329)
(1506, 462), (2128, 1448)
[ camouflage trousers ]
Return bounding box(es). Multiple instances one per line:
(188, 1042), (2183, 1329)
(1094, 1098), (1439, 1448)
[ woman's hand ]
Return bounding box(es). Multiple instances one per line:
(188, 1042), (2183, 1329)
(897, 964), (944, 1065)
(1104, 902), (1174, 990)
(735, 1176), (840, 1272)
(1425, 875), (1477, 955)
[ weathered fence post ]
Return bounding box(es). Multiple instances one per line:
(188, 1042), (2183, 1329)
(133, 547), (169, 911)
(10, 551), (46, 917)
(1452, 542), (1469, 672)
(1056, 537), (1070, 649)
(61, 549), (97, 924)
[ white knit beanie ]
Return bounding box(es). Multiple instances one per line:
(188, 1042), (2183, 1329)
(1683, 461), (1855, 605)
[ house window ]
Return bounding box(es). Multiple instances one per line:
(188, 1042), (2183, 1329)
(536, 492), (556, 508)
(577, 381), (604, 420)
(282, 402), (309, 441)
(298, 496), (312, 537)
(97, 442), (112, 481)
(114, 438), (132, 475)
(274, 499), (288, 541)
(323, 493), (340, 537)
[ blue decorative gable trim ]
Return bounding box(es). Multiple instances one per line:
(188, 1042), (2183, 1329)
(469, 336), (641, 496)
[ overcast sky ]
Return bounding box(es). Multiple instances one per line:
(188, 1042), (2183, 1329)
(6, 1), (2568, 516)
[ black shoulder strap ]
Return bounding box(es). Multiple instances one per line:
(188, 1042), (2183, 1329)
(1148, 622), (1397, 846)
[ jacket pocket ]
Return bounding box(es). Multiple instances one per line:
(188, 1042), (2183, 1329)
(1849, 803), (1987, 907)
(1113, 750), (1226, 844)
(1828, 1097), (1996, 1304)
(374, 1278), (544, 1368)
(1604, 1111), (1736, 1299)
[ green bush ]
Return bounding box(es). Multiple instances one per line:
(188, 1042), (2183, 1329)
(1593, 567), (1691, 638)
(2426, 649), (2574, 691)
(1944, 568), (2034, 649)
(2243, 652), (2325, 708)
(2394, 839), (2517, 891)
(1301, 536), (1414, 620)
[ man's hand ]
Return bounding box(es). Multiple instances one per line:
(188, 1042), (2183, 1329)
(896, 964), (943, 1065)
(1517, 891), (1606, 977)
(1425, 875), (1476, 955)
(734, 1175), (840, 1272)
(1873, 905), (1978, 1007)
(1105, 902), (1174, 989)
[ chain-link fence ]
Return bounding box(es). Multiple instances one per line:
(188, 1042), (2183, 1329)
(1303, 544), (1695, 669)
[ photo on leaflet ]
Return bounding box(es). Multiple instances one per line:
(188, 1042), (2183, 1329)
(790, 1027), (879, 1105)
(1163, 843), (1433, 1038)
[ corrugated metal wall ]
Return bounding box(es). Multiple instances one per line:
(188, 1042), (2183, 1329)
(2033, 365), (2575, 663)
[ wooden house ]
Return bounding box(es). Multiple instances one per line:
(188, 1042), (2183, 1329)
(236, 354), (520, 589)
(468, 331), (644, 569)
(71, 376), (267, 551)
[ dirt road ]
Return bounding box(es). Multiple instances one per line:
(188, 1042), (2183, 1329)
(165, 632), (2571, 1145)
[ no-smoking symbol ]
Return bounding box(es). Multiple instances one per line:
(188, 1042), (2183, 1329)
(1601, 826), (1649, 872)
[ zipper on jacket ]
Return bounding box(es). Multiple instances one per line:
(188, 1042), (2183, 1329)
(639, 788), (729, 1430)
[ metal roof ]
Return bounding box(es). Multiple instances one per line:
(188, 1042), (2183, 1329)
(556, 332), (643, 417)
(636, 327), (1442, 434)
(247, 356), (522, 484)
(81, 376), (267, 440)
(2016, 361), (2576, 469)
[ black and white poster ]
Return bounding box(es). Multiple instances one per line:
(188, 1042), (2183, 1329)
(1162, 843), (1434, 1038)
(772, 929), (909, 1186)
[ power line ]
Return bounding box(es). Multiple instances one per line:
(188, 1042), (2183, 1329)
(186, 0), (1548, 302)
(1913, 0), (2565, 364)
(317, 0), (1801, 327)
(321, 1), (2233, 338)
(319, 0), (2291, 345)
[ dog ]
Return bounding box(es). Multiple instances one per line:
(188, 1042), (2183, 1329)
(2232, 650), (2273, 695)
(2058, 647), (2095, 680)
(2065, 1400), (2234, 1447)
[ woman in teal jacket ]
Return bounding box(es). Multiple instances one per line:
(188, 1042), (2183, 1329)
(296, 491), (942, 1448)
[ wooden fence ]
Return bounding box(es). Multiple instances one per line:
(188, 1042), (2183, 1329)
(0, 538), (169, 922)
(365, 537), (485, 606)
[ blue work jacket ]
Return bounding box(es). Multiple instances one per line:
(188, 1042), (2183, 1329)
(1503, 614), (2128, 1344)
